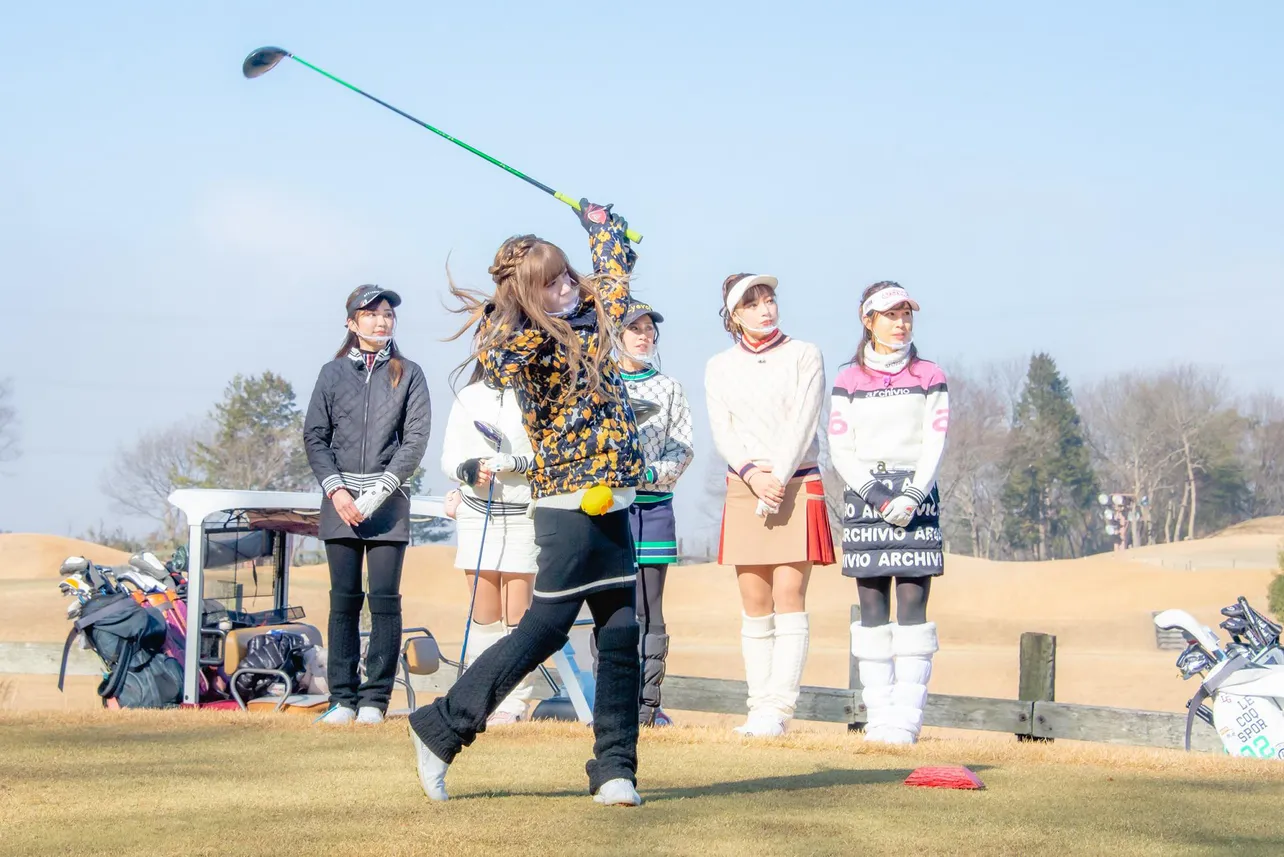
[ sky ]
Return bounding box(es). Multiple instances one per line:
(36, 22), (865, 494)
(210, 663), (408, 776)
(1, 1), (1281, 543)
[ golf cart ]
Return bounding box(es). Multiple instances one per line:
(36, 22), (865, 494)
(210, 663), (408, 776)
(167, 488), (446, 713)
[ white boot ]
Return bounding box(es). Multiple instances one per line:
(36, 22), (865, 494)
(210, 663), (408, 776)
(463, 620), (531, 727)
(490, 623), (535, 724)
(734, 613), (775, 735)
(852, 623), (895, 743)
(762, 612), (809, 734)
(888, 622), (938, 744)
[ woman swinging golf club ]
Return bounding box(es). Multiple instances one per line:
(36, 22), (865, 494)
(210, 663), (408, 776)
(705, 274), (835, 737)
(303, 286), (431, 725)
(617, 301), (695, 726)
(829, 281), (949, 745)
(409, 200), (647, 807)
(439, 356), (539, 725)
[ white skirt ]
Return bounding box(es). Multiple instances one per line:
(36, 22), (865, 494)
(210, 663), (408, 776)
(453, 502), (539, 575)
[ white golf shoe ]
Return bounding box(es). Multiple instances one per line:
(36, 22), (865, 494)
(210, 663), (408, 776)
(356, 706), (385, 725)
(733, 712), (786, 738)
(594, 778), (642, 807)
(317, 705), (356, 726)
(409, 727), (449, 801)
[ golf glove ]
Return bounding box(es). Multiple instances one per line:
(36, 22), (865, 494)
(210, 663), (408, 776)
(881, 495), (918, 528)
(457, 458), (482, 485)
(354, 474), (399, 519)
(755, 498), (780, 518)
(576, 198), (613, 233)
(485, 454), (518, 474)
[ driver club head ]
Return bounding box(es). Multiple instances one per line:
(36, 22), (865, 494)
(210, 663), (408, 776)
(473, 421), (504, 449)
(59, 556), (90, 576)
(243, 46), (292, 79)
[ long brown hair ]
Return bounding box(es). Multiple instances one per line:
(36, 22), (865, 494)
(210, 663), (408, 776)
(850, 280), (920, 371)
(335, 292), (404, 388)
(719, 273), (777, 341)
(445, 234), (622, 401)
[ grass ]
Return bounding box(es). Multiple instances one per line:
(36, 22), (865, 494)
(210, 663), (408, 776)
(4, 711), (1284, 857)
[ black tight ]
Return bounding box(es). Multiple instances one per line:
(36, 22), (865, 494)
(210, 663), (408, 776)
(856, 576), (932, 626)
(636, 564), (667, 635)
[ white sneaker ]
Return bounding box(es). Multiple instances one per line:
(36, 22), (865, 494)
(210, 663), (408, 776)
(594, 778), (642, 807)
(317, 705), (356, 726)
(485, 709), (524, 727)
(734, 712), (786, 737)
(409, 727), (449, 801)
(356, 706), (385, 725)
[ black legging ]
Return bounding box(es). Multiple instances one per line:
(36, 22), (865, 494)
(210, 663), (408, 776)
(325, 539), (406, 712)
(857, 576), (931, 626)
(636, 564), (667, 636)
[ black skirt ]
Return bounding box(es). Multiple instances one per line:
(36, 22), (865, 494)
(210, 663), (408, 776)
(842, 470), (944, 579)
(319, 490), (410, 543)
(531, 506), (638, 602)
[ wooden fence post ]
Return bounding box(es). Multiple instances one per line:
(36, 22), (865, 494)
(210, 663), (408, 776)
(1018, 631), (1056, 742)
(847, 604), (864, 732)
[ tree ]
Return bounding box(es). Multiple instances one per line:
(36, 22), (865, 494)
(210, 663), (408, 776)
(1001, 354), (1099, 559)
(0, 378), (18, 466)
(1242, 392), (1284, 519)
(937, 364), (1011, 559)
(190, 372), (309, 491)
(102, 420), (207, 543)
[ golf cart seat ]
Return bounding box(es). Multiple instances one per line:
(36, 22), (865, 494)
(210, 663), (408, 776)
(224, 623), (327, 713)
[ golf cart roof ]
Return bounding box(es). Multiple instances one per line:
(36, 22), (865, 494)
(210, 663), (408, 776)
(167, 488), (447, 531)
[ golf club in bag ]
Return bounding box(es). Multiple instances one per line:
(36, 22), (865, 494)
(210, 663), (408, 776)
(1155, 598), (1284, 757)
(242, 47), (642, 244)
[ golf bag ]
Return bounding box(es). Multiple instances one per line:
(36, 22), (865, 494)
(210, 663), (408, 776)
(233, 630), (314, 702)
(58, 591), (183, 709)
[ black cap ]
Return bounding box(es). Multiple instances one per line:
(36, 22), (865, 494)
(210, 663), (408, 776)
(345, 284), (402, 316)
(622, 301), (664, 326)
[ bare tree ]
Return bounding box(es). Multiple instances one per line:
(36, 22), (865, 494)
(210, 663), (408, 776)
(937, 363), (1012, 559)
(101, 420), (207, 542)
(1242, 391), (1284, 518)
(0, 378), (18, 466)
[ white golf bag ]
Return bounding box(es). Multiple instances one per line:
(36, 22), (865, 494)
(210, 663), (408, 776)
(1155, 600), (1284, 758)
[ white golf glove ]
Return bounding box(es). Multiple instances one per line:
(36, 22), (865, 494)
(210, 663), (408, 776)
(881, 495), (918, 528)
(755, 498), (780, 518)
(484, 454), (518, 474)
(354, 473), (400, 518)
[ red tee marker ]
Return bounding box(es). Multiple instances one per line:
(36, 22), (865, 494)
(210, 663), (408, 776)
(904, 766), (986, 790)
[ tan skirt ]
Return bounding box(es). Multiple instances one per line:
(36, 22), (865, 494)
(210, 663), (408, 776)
(717, 468), (836, 567)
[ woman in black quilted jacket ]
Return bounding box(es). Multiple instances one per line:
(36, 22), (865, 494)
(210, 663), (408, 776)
(303, 285), (431, 726)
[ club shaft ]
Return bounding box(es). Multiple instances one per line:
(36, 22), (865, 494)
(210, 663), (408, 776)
(285, 55), (642, 243)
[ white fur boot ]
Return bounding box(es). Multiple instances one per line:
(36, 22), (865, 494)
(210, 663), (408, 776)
(762, 612), (809, 733)
(888, 621), (939, 744)
(734, 613), (776, 735)
(852, 623), (896, 743)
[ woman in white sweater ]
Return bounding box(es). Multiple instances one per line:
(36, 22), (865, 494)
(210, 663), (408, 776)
(705, 273), (835, 737)
(440, 361), (539, 725)
(828, 281), (949, 746)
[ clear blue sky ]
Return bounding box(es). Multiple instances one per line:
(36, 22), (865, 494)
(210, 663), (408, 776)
(1, 1), (1281, 540)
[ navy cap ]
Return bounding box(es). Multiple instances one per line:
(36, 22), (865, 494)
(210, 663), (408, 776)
(346, 284), (402, 316)
(622, 301), (664, 326)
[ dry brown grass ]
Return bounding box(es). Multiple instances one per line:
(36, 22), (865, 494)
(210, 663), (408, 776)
(4, 711), (1284, 857)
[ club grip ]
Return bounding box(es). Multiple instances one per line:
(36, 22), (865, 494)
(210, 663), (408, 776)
(555, 192), (644, 244)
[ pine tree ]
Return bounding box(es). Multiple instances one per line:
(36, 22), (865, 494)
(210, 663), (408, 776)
(189, 372), (310, 491)
(1001, 354), (1099, 559)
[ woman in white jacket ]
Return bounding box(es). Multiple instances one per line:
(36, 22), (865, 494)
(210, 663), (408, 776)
(828, 281), (949, 746)
(441, 361), (539, 725)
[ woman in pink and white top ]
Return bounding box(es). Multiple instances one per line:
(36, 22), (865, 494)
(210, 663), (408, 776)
(706, 273), (835, 738)
(828, 281), (949, 746)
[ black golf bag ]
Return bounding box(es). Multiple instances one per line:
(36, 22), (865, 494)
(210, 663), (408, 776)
(233, 630), (314, 702)
(58, 591), (184, 709)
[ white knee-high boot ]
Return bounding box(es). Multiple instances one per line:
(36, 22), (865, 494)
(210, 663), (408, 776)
(765, 612), (810, 730)
(888, 622), (938, 744)
(494, 623), (535, 719)
(852, 623), (895, 742)
(462, 620), (531, 724)
(735, 613), (775, 734)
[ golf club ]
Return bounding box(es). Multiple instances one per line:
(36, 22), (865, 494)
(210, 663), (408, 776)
(457, 419), (506, 678)
(242, 47), (643, 244)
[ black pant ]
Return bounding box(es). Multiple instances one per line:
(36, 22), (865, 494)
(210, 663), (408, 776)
(325, 539), (406, 712)
(410, 586), (640, 793)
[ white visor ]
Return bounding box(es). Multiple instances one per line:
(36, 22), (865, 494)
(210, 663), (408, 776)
(861, 285), (920, 317)
(725, 274), (779, 314)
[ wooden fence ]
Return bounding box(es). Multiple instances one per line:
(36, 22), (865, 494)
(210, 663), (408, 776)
(1, 607), (1220, 753)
